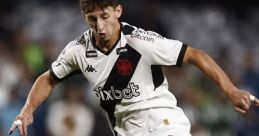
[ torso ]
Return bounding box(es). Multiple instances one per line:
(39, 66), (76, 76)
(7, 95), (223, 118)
(50, 22), (187, 127)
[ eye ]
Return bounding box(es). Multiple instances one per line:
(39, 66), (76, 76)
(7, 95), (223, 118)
(102, 13), (109, 19)
(87, 16), (97, 23)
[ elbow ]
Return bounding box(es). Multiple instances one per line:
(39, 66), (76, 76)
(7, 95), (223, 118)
(38, 71), (59, 87)
(184, 47), (209, 65)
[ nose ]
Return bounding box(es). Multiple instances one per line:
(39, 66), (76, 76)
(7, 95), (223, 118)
(96, 18), (104, 32)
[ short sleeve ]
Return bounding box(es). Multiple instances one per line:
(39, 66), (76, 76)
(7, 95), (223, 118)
(50, 41), (80, 81)
(148, 37), (187, 66)
(127, 29), (187, 67)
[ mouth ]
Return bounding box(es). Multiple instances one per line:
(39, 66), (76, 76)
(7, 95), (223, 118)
(98, 33), (107, 37)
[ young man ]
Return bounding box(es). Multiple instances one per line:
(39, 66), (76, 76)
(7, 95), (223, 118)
(9, 0), (259, 136)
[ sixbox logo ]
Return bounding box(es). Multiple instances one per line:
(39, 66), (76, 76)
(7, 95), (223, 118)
(94, 82), (140, 100)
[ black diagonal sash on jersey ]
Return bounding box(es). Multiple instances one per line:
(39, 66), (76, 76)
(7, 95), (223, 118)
(100, 44), (141, 128)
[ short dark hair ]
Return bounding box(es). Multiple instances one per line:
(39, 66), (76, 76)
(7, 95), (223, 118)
(80, 0), (121, 14)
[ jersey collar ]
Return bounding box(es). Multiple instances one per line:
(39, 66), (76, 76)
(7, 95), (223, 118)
(89, 23), (123, 56)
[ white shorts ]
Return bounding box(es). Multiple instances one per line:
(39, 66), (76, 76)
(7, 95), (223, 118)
(114, 107), (191, 136)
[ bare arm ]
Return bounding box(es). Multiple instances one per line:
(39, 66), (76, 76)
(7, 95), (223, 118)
(183, 46), (259, 113)
(9, 70), (59, 136)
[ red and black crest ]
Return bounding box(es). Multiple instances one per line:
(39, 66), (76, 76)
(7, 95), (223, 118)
(116, 59), (132, 76)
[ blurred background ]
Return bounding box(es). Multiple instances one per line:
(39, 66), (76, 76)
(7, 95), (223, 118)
(0, 0), (259, 136)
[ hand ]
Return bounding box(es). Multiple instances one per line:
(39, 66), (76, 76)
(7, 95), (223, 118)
(229, 89), (259, 114)
(8, 107), (33, 136)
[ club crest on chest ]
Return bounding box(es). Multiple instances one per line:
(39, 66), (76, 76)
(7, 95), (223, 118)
(116, 59), (132, 76)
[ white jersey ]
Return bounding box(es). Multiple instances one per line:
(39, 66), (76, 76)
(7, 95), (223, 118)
(50, 22), (188, 129)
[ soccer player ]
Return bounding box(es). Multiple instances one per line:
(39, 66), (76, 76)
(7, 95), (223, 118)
(9, 0), (259, 136)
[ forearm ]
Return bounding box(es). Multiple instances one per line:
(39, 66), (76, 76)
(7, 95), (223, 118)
(182, 47), (259, 114)
(184, 47), (237, 98)
(21, 71), (58, 114)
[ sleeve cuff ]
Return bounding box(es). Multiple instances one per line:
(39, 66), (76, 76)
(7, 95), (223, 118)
(175, 43), (188, 67)
(49, 67), (63, 82)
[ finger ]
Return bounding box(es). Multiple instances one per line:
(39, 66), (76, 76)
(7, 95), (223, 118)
(244, 95), (252, 106)
(234, 107), (246, 114)
(23, 122), (28, 136)
(8, 123), (17, 135)
(249, 95), (259, 106)
(249, 95), (256, 102)
(18, 123), (24, 135)
(13, 120), (24, 136)
(240, 100), (250, 110)
(8, 129), (14, 135)
(8, 121), (17, 135)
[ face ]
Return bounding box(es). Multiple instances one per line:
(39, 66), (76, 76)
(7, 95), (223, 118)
(83, 5), (122, 45)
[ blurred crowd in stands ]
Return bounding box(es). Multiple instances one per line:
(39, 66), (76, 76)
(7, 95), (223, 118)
(0, 0), (259, 136)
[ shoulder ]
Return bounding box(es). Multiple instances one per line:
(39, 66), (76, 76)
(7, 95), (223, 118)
(64, 31), (90, 52)
(75, 30), (90, 46)
(121, 22), (137, 35)
(121, 22), (165, 45)
(55, 31), (90, 61)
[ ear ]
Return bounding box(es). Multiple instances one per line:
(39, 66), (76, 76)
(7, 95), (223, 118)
(115, 5), (123, 18)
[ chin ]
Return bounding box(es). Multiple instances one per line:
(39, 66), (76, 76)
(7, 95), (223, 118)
(103, 37), (110, 41)
(100, 38), (110, 43)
